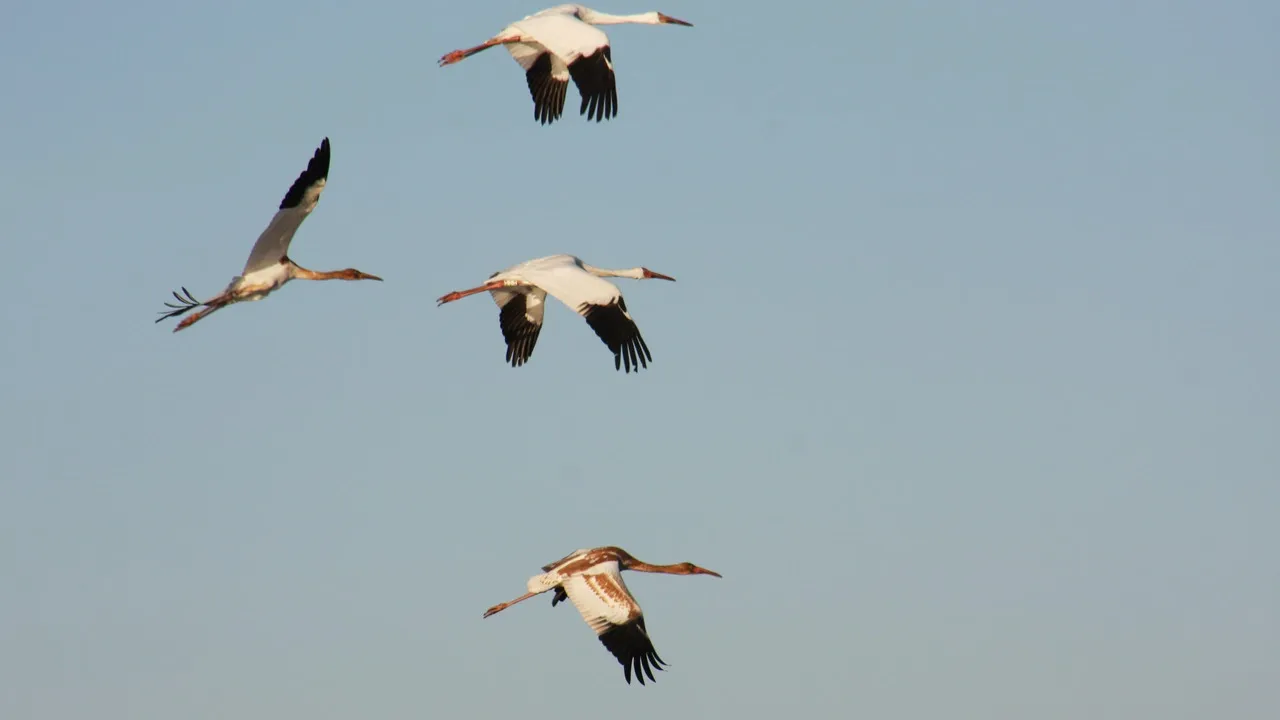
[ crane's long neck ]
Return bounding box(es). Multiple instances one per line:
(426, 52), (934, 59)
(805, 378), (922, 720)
(579, 10), (661, 26)
(582, 263), (644, 279)
(293, 267), (351, 280)
(290, 263), (381, 281)
(626, 560), (692, 575)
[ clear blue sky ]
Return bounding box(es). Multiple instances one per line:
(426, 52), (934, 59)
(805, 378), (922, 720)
(2, 1), (1277, 718)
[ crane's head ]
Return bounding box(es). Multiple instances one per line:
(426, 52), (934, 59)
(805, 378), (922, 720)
(641, 268), (676, 281)
(656, 13), (693, 26)
(339, 268), (384, 281)
(676, 562), (722, 577)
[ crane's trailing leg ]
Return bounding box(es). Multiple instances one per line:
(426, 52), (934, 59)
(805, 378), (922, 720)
(156, 287), (229, 332)
(436, 280), (510, 306)
(173, 302), (227, 332)
(438, 36), (524, 67)
(483, 591), (541, 618)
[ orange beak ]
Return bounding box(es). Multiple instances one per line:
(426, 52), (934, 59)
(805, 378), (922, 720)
(658, 14), (693, 26)
(692, 565), (722, 578)
(643, 268), (676, 281)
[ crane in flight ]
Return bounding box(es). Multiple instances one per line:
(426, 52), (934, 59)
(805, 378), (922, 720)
(156, 138), (382, 332)
(436, 254), (675, 373)
(437, 5), (693, 125)
(482, 546), (721, 685)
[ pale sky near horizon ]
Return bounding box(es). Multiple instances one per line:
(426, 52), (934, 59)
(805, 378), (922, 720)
(2, 2), (1278, 719)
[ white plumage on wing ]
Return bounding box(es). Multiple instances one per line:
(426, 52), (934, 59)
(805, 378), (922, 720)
(438, 5), (693, 125)
(155, 138), (382, 332)
(483, 546), (721, 685)
(558, 565), (639, 634)
(436, 254), (675, 373)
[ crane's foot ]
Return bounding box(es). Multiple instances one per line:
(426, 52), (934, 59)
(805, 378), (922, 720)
(173, 305), (218, 332)
(438, 50), (467, 66)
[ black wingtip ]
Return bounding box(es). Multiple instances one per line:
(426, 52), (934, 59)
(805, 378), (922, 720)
(311, 138), (331, 172)
(580, 300), (653, 374)
(278, 138), (332, 210)
(600, 620), (668, 687)
(568, 47), (617, 125)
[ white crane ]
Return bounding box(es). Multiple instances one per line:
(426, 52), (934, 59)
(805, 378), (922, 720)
(435, 254), (675, 373)
(156, 138), (382, 332)
(437, 5), (693, 125)
(482, 546), (721, 685)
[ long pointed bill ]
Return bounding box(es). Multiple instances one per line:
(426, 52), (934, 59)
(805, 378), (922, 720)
(643, 269), (676, 281)
(692, 566), (722, 578)
(658, 14), (693, 26)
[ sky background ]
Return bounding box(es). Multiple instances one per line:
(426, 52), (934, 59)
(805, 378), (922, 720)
(2, 1), (1278, 718)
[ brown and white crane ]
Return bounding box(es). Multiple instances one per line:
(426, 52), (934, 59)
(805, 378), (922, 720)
(156, 137), (382, 332)
(482, 546), (721, 685)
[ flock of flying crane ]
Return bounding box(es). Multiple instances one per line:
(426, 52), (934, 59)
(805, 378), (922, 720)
(156, 5), (717, 687)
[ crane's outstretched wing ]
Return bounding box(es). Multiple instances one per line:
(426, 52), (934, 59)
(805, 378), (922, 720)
(505, 39), (570, 125)
(528, 260), (654, 373)
(241, 138), (331, 275)
(490, 286), (547, 367)
(525, 52), (569, 124)
(560, 567), (667, 685)
(509, 15), (616, 123)
(578, 297), (652, 373)
(597, 616), (666, 685)
(568, 46), (616, 122)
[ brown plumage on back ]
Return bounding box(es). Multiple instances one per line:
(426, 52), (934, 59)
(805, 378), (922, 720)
(482, 545), (721, 685)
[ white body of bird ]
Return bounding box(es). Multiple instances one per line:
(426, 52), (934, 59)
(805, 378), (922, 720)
(219, 263), (293, 304)
(506, 12), (609, 65)
(436, 253), (676, 373)
(438, 5), (693, 125)
(489, 254), (632, 308)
